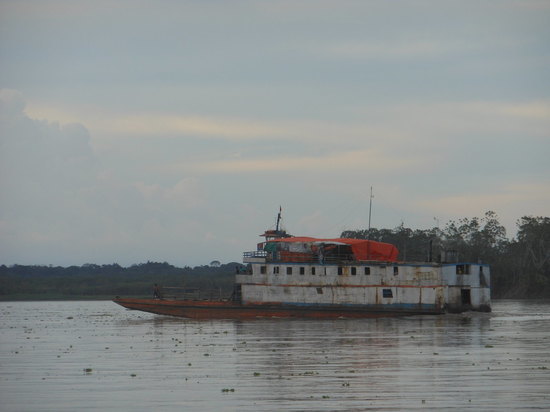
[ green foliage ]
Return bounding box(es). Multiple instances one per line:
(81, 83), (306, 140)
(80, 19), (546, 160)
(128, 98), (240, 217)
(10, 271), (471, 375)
(342, 212), (550, 299)
(1, 213), (549, 300)
(0, 261), (238, 300)
(496, 216), (550, 297)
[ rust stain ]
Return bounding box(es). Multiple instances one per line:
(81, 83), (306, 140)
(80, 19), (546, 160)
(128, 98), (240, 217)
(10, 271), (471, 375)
(240, 282), (446, 289)
(113, 298), (418, 319)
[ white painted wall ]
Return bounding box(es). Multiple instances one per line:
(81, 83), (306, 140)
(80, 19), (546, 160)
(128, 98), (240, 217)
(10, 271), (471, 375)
(237, 261), (490, 312)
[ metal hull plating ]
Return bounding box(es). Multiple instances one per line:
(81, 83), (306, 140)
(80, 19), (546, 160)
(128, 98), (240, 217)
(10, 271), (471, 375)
(113, 298), (442, 319)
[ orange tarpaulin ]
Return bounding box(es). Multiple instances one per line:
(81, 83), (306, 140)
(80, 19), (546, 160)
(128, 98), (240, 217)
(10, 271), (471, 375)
(270, 237), (399, 262)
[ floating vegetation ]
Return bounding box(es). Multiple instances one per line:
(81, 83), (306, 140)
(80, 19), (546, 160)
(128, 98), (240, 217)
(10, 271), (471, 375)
(253, 372), (260, 376)
(83, 368), (93, 374)
(221, 388), (235, 393)
(485, 345), (494, 348)
(131, 373), (137, 377)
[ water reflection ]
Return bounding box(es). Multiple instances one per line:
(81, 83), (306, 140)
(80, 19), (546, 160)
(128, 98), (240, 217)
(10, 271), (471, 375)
(1, 300), (549, 411)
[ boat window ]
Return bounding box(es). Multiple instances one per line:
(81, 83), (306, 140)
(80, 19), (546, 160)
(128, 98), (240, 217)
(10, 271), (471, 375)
(383, 289), (393, 298)
(364, 267), (370, 275)
(351, 267), (357, 276)
(393, 266), (399, 276)
(311, 267), (316, 275)
(338, 266), (343, 276)
(456, 264), (471, 275)
(286, 267), (292, 275)
(273, 266), (280, 274)
(316, 287), (323, 294)
(299, 267), (305, 275)
(260, 266), (267, 274)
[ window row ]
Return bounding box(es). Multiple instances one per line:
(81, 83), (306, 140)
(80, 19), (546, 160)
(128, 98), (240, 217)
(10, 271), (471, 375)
(260, 266), (400, 276)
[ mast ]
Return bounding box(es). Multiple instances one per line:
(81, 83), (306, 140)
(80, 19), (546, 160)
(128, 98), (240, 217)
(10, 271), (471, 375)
(261, 206), (291, 241)
(367, 186), (373, 240)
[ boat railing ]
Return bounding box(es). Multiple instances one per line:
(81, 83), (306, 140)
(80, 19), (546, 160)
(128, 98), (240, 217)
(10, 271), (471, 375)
(243, 250), (268, 259)
(268, 255), (357, 264)
(244, 250), (406, 265)
(245, 251), (357, 264)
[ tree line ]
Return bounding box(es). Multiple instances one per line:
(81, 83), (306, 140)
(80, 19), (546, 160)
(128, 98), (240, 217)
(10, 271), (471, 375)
(0, 261), (238, 300)
(342, 212), (550, 298)
(1, 212), (548, 300)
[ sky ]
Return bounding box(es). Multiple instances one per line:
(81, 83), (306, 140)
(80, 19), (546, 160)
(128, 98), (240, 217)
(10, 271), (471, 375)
(1, 0), (549, 267)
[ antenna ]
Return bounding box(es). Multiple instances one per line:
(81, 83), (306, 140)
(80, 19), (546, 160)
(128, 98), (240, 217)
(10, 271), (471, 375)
(367, 187), (373, 240)
(276, 206), (282, 232)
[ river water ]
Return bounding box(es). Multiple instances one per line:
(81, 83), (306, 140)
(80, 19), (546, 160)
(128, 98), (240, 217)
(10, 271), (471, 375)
(1, 300), (549, 411)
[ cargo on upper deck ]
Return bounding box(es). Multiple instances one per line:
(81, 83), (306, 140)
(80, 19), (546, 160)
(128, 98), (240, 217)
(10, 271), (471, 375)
(256, 237), (399, 264)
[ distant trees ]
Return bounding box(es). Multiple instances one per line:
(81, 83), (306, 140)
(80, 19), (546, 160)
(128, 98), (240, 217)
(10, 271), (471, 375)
(342, 212), (550, 299)
(496, 217), (550, 298)
(1, 213), (549, 300)
(0, 261), (238, 300)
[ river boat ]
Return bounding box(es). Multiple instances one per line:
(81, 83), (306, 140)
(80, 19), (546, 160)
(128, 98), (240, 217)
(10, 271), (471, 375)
(113, 213), (491, 319)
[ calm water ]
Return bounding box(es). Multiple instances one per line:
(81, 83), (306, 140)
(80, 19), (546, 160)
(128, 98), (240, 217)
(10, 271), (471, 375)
(1, 300), (549, 411)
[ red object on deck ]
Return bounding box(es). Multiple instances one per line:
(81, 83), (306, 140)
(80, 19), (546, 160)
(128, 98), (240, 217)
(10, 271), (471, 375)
(272, 237), (399, 262)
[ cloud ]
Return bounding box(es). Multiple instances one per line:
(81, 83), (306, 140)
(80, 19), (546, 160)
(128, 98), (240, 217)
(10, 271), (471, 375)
(170, 148), (430, 175)
(412, 181), (550, 233)
(134, 177), (206, 209)
(0, 90), (223, 265)
(0, 89), (26, 117)
(0, 89), (96, 194)
(321, 41), (449, 60)
(479, 101), (550, 120)
(26, 98), (550, 149)
(109, 114), (284, 139)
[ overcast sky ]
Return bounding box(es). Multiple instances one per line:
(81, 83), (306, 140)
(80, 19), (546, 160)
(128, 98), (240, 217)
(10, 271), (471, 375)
(1, 0), (549, 266)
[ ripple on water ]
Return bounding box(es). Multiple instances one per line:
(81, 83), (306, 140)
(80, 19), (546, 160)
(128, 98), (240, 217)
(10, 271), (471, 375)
(1, 300), (549, 411)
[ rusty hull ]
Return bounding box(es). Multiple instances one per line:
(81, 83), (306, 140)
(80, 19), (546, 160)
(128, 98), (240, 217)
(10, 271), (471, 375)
(113, 297), (441, 320)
